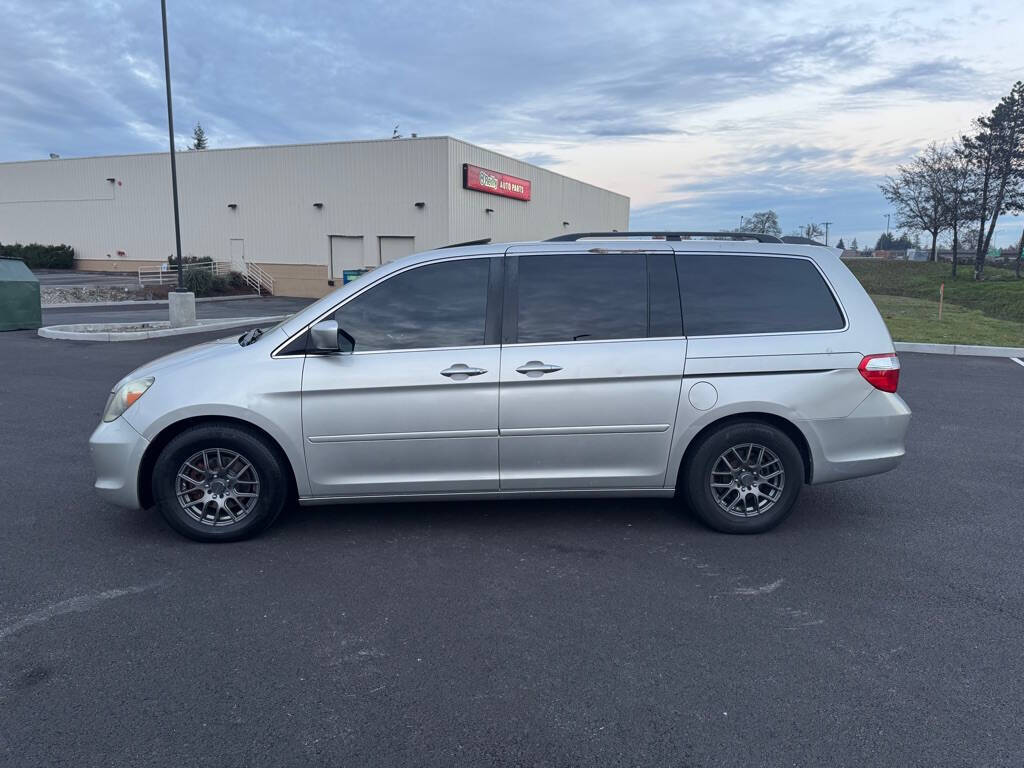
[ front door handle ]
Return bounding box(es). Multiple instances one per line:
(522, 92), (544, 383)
(440, 363), (488, 381)
(515, 361), (563, 378)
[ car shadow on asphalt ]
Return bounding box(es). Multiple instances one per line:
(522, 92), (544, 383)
(274, 496), (699, 536)
(95, 484), (853, 545)
(266, 481), (857, 538)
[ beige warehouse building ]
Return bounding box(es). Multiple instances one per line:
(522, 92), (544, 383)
(0, 136), (629, 297)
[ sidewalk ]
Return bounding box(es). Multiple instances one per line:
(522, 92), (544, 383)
(41, 296), (313, 326)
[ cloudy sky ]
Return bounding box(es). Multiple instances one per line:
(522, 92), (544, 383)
(2, 0), (1022, 246)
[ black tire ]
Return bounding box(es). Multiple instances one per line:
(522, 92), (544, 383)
(682, 420), (804, 534)
(152, 422), (289, 542)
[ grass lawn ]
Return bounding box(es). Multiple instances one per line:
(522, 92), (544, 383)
(868, 294), (1024, 347)
(845, 259), (1024, 324)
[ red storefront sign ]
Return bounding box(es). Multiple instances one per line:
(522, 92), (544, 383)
(462, 163), (531, 201)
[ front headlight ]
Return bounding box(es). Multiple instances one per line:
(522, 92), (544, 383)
(102, 377), (155, 422)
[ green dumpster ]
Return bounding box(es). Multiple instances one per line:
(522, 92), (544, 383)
(0, 256), (42, 331)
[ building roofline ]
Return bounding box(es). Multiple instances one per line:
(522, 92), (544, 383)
(0, 137), (626, 199)
(2, 135), (630, 202)
(0, 135), (450, 167)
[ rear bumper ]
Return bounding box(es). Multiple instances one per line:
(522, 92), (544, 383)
(89, 416), (149, 509)
(801, 390), (911, 484)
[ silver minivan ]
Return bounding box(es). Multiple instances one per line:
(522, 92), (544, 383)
(89, 232), (910, 541)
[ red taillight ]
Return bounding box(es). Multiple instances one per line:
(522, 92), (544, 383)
(858, 354), (900, 393)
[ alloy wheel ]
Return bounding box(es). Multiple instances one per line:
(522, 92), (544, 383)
(175, 448), (261, 526)
(709, 442), (786, 518)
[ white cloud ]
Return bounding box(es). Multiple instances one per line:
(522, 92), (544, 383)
(1, 0), (1022, 244)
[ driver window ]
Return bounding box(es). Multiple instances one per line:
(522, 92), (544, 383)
(332, 259), (490, 351)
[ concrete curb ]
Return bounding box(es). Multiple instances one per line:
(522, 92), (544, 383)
(895, 341), (1024, 357)
(37, 315), (287, 342)
(42, 293), (262, 309)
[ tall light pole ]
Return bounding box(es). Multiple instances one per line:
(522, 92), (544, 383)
(822, 221), (833, 246)
(161, 0), (184, 291)
(884, 213), (891, 234)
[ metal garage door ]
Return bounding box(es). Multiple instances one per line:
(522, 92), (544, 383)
(330, 236), (364, 279)
(378, 236), (415, 264)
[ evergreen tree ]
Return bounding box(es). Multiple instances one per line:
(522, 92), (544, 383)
(875, 232), (915, 251)
(836, 238), (846, 249)
(189, 122), (208, 150)
(961, 81), (1024, 279)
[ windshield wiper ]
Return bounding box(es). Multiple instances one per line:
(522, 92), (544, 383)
(238, 327), (265, 346)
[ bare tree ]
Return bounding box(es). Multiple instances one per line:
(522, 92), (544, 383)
(739, 210), (782, 236)
(937, 140), (976, 277)
(880, 143), (947, 262)
(802, 223), (824, 241)
(962, 81), (1024, 279)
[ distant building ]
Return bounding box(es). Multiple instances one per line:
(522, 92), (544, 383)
(0, 136), (629, 297)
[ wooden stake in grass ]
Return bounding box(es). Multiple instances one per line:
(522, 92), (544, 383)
(939, 282), (944, 321)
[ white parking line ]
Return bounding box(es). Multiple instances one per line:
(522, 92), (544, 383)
(1011, 357), (1024, 368)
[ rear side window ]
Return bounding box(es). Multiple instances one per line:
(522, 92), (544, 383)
(516, 253), (648, 343)
(515, 253), (682, 343)
(675, 254), (844, 336)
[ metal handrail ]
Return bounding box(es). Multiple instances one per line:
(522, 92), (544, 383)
(546, 231), (784, 243)
(138, 261), (219, 286)
(137, 259), (274, 294)
(246, 262), (274, 295)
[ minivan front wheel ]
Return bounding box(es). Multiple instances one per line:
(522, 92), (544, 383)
(152, 423), (289, 541)
(682, 421), (803, 534)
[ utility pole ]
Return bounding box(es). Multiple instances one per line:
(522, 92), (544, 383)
(822, 221), (833, 246)
(884, 213), (891, 234)
(161, 0), (184, 291)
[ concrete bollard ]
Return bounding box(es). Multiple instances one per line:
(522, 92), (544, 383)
(168, 290), (197, 327)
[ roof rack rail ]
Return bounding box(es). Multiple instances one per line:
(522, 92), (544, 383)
(546, 231), (784, 244)
(442, 237), (492, 248)
(779, 235), (827, 246)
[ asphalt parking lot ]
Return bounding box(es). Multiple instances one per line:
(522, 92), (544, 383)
(1, 329), (1022, 767)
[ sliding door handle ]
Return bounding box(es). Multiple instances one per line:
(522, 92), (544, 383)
(515, 361), (563, 377)
(441, 363), (488, 380)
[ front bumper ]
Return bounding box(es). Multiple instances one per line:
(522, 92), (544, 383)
(801, 390), (912, 484)
(89, 416), (149, 509)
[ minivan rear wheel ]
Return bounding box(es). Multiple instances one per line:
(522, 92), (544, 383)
(152, 423), (289, 542)
(682, 421), (803, 534)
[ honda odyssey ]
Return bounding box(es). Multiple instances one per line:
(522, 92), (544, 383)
(89, 232), (911, 541)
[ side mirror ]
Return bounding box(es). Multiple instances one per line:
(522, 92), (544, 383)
(310, 320), (340, 353)
(309, 320), (355, 354)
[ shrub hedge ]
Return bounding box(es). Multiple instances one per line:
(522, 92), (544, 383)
(167, 254), (213, 266)
(183, 267), (214, 296)
(0, 243), (75, 269)
(181, 266), (251, 297)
